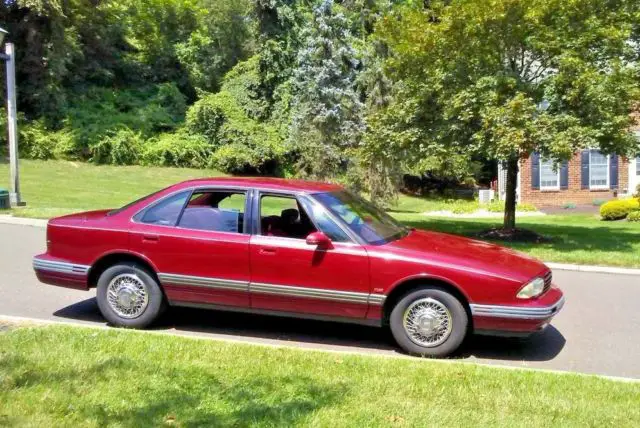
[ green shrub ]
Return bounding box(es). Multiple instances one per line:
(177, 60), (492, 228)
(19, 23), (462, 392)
(90, 128), (144, 165)
(517, 203), (538, 212)
(20, 121), (76, 160)
(186, 91), (287, 174)
(451, 201), (478, 214)
(563, 202), (577, 210)
(627, 211), (640, 222)
(600, 199), (640, 220)
(185, 93), (228, 142)
(592, 199), (606, 207)
(486, 201), (504, 213)
(141, 131), (212, 169)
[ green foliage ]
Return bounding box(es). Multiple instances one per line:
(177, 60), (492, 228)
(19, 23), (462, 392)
(627, 211), (640, 222)
(90, 129), (145, 166)
(600, 199), (640, 221)
(141, 130), (212, 169)
(186, 65), (287, 174)
(175, 0), (254, 93)
(377, 0), (640, 228)
(20, 121), (76, 161)
(518, 203), (538, 212)
(289, 0), (364, 180)
(563, 202), (578, 210)
(484, 201), (537, 213)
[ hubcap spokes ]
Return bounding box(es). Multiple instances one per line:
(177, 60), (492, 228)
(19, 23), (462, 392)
(403, 298), (453, 348)
(107, 274), (149, 319)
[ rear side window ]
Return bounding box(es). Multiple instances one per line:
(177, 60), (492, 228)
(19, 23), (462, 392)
(178, 191), (247, 234)
(139, 191), (190, 226)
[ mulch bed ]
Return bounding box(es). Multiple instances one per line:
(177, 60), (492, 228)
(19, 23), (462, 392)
(473, 227), (552, 243)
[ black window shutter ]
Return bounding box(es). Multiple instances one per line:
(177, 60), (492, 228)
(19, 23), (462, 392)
(610, 154), (619, 189)
(531, 153), (540, 190)
(581, 150), (590, 189)
(560, 160), (569, 189)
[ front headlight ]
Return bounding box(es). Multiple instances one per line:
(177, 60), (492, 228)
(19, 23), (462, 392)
(517, 277), (545, 299)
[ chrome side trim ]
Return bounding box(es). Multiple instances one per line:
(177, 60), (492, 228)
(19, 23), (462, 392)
(33, 258), (90, 275)
(470, 296), (565, 320)
(158, 272), (386, 305)
(158, 273), (249, 292)
(251, 282), (370, 304)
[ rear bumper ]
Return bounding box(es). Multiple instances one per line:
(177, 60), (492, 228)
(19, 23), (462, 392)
(33, 254), (90, 290)
(471, 288), (565, 337)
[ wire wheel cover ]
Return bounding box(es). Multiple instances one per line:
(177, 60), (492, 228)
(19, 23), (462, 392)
(403, 297), (453, 347)
(107, 273), (149, 319)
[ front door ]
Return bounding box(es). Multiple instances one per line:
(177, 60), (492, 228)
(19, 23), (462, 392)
(129, 188), (251, 308)
(249, 191), (370, 319)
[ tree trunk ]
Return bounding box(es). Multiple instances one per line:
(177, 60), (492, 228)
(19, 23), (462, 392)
(503, 157), (519, 232)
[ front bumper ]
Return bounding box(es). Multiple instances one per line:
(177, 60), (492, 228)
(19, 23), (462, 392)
(471, 288), (565, 336)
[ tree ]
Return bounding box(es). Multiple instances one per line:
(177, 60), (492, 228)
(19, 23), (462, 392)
(378, 0), (640, 230)
(289, 0), (364, 180)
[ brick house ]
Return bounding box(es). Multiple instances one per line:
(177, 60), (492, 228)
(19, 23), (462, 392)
(498, 132), (640, 207)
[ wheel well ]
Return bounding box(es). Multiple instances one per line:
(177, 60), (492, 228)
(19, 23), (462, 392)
(382, 278), (473, 328)
(88, 253), (158, 288)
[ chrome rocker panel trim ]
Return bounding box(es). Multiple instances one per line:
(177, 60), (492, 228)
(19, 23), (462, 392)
(158, 273), (249, 292)
(158, 272), (386, 306)
(470, 296), (565, 320)
(33, 258), (90, 275)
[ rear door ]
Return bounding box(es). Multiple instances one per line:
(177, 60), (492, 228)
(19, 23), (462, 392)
(248, 191), (371, 319)
(129, 187), (252, 308)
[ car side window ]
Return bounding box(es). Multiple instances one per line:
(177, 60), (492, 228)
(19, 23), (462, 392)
(178, 191), (246, 234)
(259, 195), (317, 239)
(303, 201), (351, 243)
(139, 191), (190, 226)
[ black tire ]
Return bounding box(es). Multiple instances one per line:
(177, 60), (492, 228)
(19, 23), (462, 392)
(96, 262), (166, 328)
(389, 287), (468, 358)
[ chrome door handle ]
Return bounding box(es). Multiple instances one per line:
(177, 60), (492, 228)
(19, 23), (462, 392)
(259, 248), (277, 255)
(142, 235), (159, 242)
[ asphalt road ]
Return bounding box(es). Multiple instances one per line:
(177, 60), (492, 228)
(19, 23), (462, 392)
(1, 222), (639, 379)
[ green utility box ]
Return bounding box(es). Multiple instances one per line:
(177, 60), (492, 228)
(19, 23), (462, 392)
(0, 189), (9, 210)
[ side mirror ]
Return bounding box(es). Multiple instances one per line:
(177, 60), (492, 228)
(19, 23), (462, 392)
(305, 231), (332, 248)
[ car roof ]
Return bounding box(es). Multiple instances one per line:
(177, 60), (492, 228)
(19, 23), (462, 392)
(176, 177), (343, 193)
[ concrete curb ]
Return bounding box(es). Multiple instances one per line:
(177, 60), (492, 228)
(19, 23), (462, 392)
(1, 314), (638, 383)
(0, 215), (47, 228)
(0, 215), (638, 276)
(545, 262), (640, 276)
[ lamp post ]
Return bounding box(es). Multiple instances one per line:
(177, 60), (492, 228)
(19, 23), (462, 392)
(0, 27), (23, 206)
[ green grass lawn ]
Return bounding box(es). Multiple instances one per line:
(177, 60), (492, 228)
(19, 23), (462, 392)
(2, 159), (639, 267)
(1, 325), (638, 427)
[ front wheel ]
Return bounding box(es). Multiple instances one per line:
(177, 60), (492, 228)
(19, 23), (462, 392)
(389, 287), (468, 357)
(96, 263), (165, 328)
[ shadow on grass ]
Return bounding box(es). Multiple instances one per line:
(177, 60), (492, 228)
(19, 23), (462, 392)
(1, 343), (346, 426)
(402, 216), (640, 254)
(54, 298), (565, 363)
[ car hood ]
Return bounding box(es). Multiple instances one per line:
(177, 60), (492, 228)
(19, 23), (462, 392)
(384, 229), (547, 283)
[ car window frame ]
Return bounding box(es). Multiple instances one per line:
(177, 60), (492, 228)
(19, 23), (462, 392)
(251, 189), (359, 244)
(131, 186), (253, 235)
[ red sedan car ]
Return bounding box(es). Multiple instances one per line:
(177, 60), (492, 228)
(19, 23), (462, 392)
(33, 177), (564, 357)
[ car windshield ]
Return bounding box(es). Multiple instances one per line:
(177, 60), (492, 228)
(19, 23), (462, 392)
(312, 190), (408, 245)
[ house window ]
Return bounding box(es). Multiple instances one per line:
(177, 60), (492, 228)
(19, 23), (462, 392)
(589, 151), (609, 189)
(539, 158), (560, 190)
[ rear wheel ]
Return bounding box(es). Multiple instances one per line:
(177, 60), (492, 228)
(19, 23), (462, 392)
(389, 287), (468, 357)
(96, 263), (165, 328)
